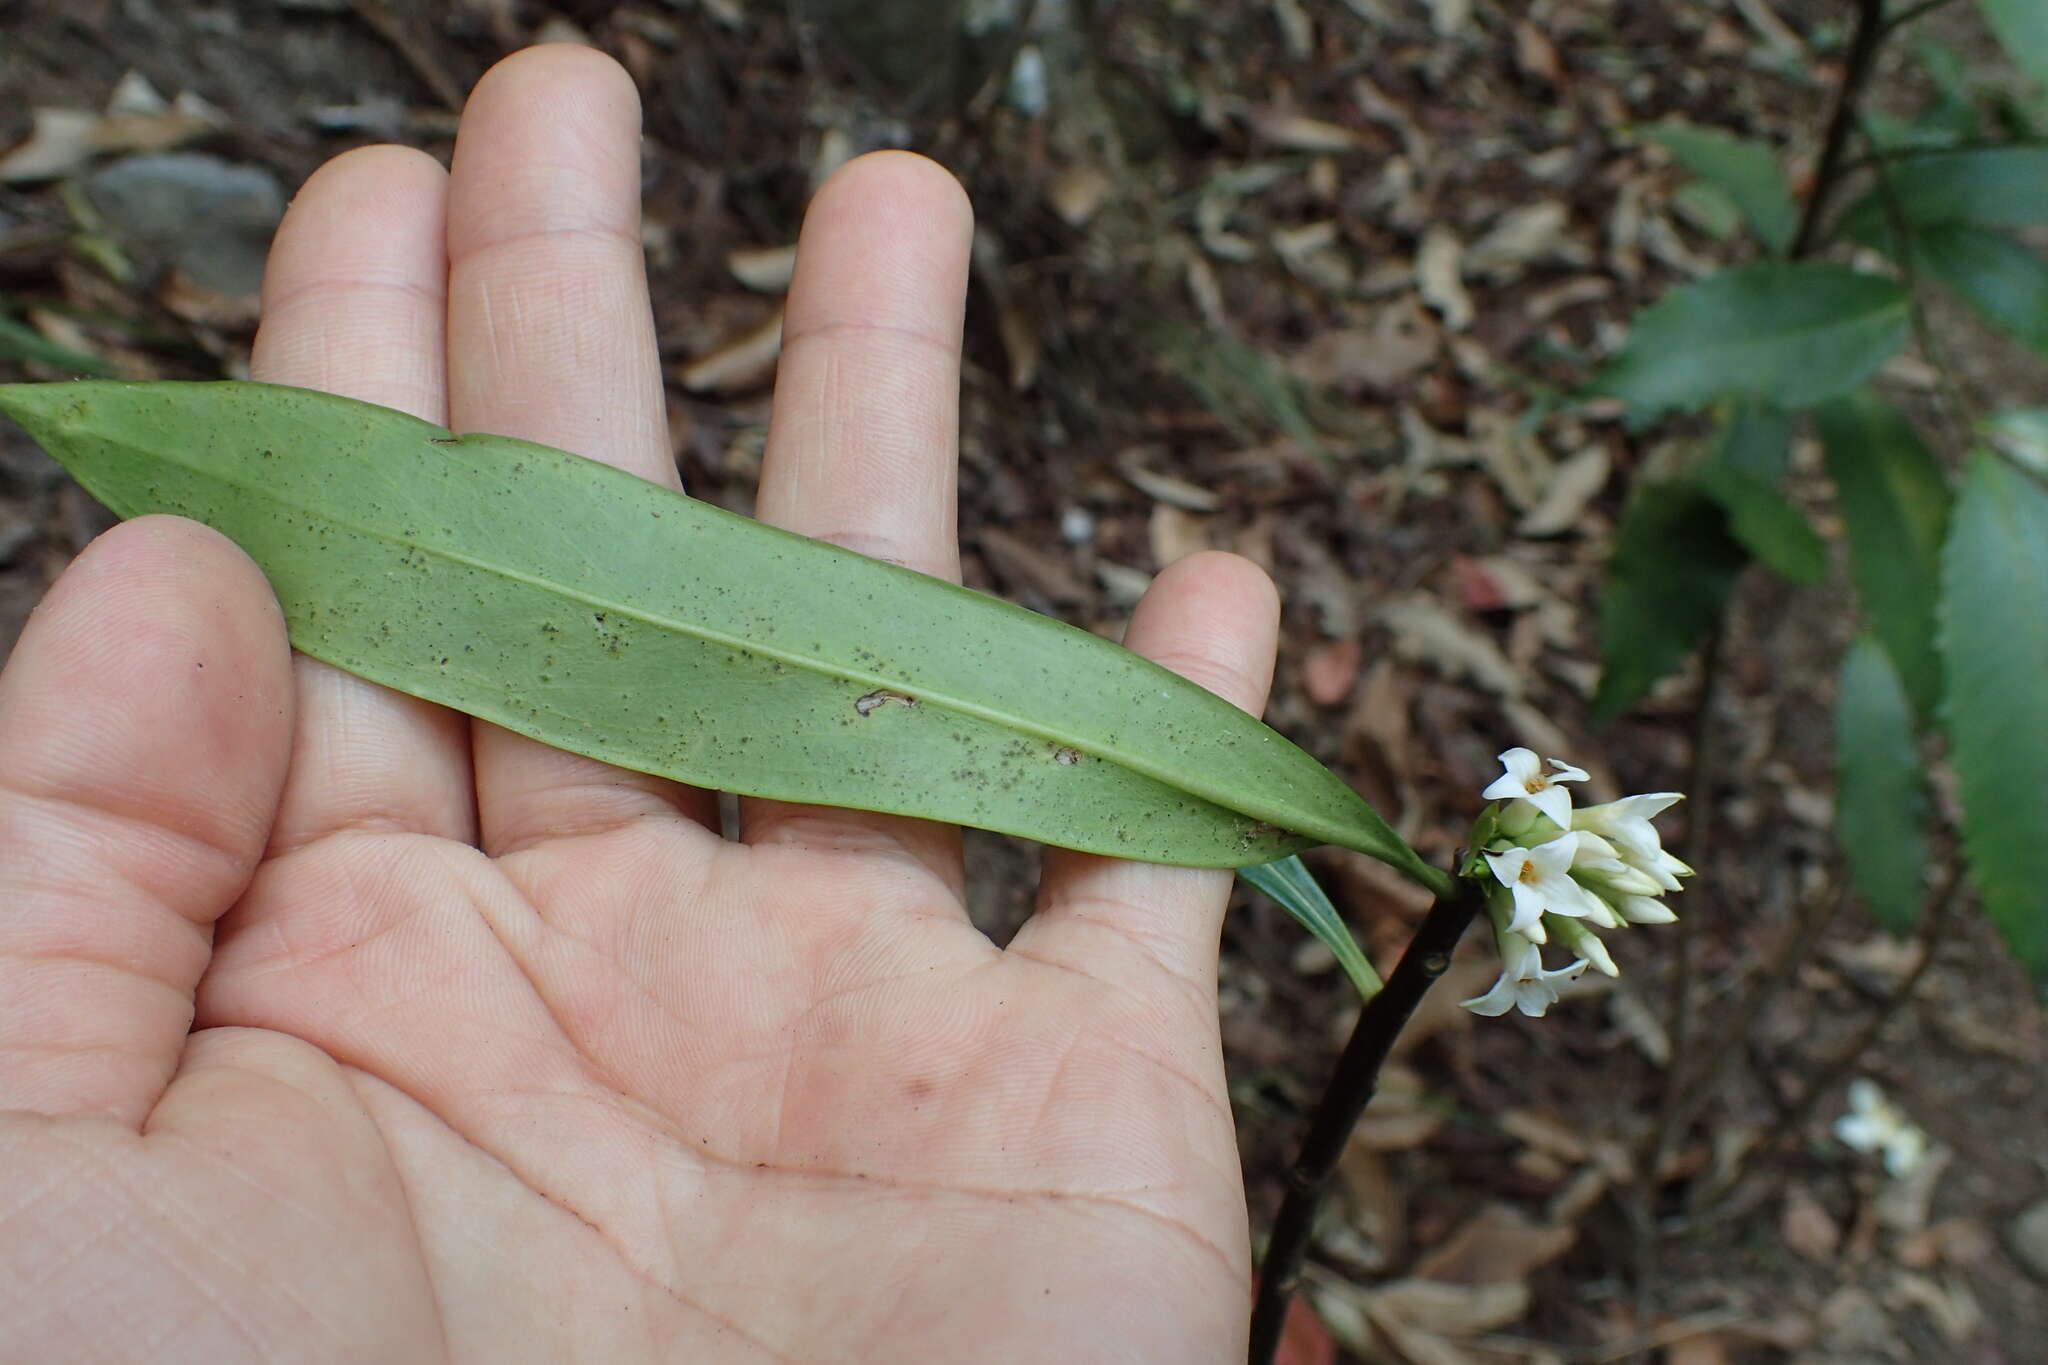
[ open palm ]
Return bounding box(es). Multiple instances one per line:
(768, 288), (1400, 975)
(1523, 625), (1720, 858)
(0, 48), (1282, 1363)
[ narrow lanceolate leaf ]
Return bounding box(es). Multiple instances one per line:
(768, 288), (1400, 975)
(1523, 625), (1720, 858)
(1589, 264), (1909, 421)
(1815, 391), (1951, 716)
(1974, 0), (2048, 99)
(1592, 480), (1749, 722)
(1834, 637), (1929, 935)
(1240, 855), (1382, 1003)
(1695, 460), (1827, 586)
(1939, 452), (2048, 976)
(1911, 224), (2048, 355)
(0, 380), (1442, 887)
(1639, 122), (1797, 254)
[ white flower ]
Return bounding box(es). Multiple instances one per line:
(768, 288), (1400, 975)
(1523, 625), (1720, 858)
(1461, 925), (1589, 1018)
(1833, 1079), (1930, 1178)
(1545, 914), (1618, 977)
(1574, 793), (1691, 891)
(1483, 747), (1590, 830)
(1484, 832), (1607, 940)
(1612, 893), (1678, 925)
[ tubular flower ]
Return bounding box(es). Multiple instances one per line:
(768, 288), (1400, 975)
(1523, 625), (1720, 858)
(1462, 750), (1692, 1018)
(1574, 793), (1692, 891)
(1833, 1079), (1930, 1178)
(1460, 911), (1590, 1018)
(1483, 833), (1606, 940)
(1482, 747), (1590, 830)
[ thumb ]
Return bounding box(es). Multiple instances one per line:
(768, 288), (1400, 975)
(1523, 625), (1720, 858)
(0, 515), (293, 1124)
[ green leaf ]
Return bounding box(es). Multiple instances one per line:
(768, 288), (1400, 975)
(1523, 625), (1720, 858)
(1976, 0), (2048, 95)
(1715, 403), (1793, 481)
(1240, 855), (1383, 1003)
(1640, 122), (1798, 254)
(1590, 264), (1909, 420)
(0, 313), (112, 377)
(1834, 636), (1929, 935)
(1839, 147), (2048, 241)
(1593, 480), (1749, 721)
(0, 380), (1443, 890)
(1939, 451), (2048, 975)
(1982, 408), (2048, 477)
(1815, 391), (1951, 716)
(1696, 460), (1827, 585)
(1912, 223), (2048, 354)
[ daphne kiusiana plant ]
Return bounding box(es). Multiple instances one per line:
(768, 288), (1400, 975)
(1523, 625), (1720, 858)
(1461, 748), (1691, 1018)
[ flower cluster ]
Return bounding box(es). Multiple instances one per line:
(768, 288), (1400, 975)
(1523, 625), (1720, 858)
(1461, 748), (1691, 1018)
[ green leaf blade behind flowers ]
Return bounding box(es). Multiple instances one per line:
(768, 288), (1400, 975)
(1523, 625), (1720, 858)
(1815, 391), (1951, 716)
(1592, 480), (1749, 722)
(1834, 636), (1930, 935)
(1912, 224), (2048, 355)
(1695, 460), (1827, 586)
(0, 379), (1440, 887)
(1939, 452), (2048, 976)
(1639, 122), (1797, 254)
(1239, 855), (1382, 1003)
(1589, 264), (1909, 421)
(1838, 147), (2048, 244)
(1974, 0), (2048, 98)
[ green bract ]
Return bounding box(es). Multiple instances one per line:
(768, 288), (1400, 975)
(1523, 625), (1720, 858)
(0, 380), (1444, 890)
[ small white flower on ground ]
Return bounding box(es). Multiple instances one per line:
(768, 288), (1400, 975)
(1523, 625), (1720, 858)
(1485, 832), (1608, 939)
(1461, 925), (1590, 1018)
(1833, 1079), (1930, 1178)
(1483, 747), (1590, 829)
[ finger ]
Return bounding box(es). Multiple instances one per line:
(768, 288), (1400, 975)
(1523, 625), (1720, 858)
(1010, 552), (1281, 992)
(251, 142), (477, 849)
(739, 152), (974, 890)
(444, 45), (719, 852)
(0, 518), (293, 1123)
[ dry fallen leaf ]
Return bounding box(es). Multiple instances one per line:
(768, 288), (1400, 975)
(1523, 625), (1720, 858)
(1148, 502), (1211, 568)
(1416, 227), (1474, 332)
(0, 109), (99, 183)
(1518, 444), (1610, 537)
(1302, 637), (1363, 706)
(1413, 1203), (1576, 1285)
(1782, 1183), (1843, 1262)
(1048, 164), (1112, 227)
(726, 244), (798, 293)
(676, 307), (783, 393)
(1291, 297), (1441, 392)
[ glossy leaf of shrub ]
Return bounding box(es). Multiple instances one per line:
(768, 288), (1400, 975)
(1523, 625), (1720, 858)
(1837, 147), (2048, 242)
(1589, 264), (1908, 421)
(1592, 479), (1748, 722)
(1912, 224), (2048, 355)
(1714, 403), (1793, 481)
(1939, 451), (2048, 976)
(1240, 855), (1382, 1003)
(1834, 636), (1929, 935)
(0, 380), (1443, 889)
(1815, 391), (1950, 717)
(1639, 122), (1797, 254)
(1695, 460), (1827, 586)
(1974, 0), (2048, 101)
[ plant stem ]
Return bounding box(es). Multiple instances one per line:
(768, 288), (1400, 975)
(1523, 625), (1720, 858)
(1882, 0), (1965, 34)
(1790, 0), (1892, 257)
(1246, 874), (1486, 1365)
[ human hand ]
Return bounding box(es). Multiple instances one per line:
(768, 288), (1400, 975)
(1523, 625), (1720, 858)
(0, 46), (1281, 1363)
